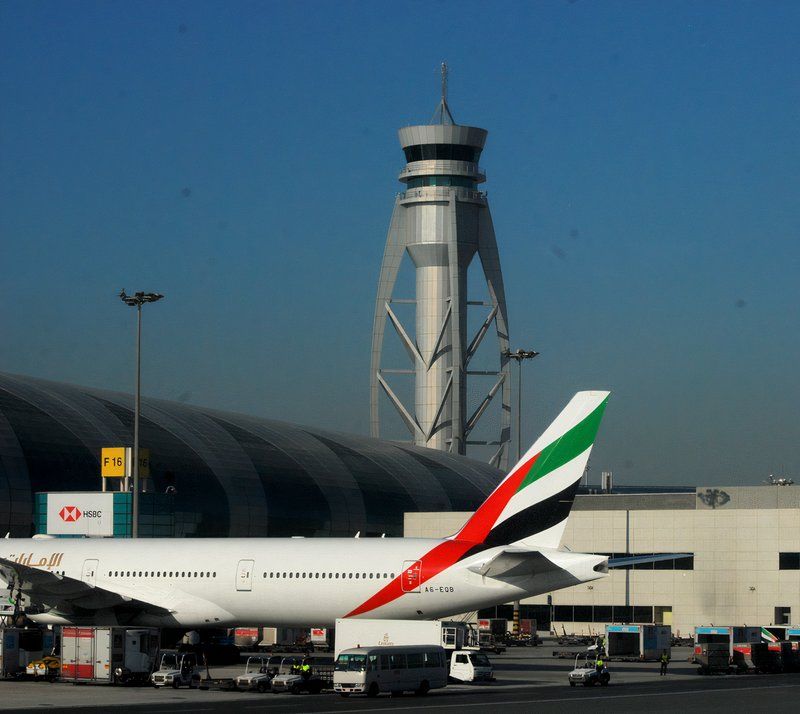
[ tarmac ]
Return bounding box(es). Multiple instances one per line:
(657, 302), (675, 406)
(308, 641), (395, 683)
(1, 645), (797, 712)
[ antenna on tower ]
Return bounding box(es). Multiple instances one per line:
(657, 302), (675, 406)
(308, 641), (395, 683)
(430, 61), (456, 125)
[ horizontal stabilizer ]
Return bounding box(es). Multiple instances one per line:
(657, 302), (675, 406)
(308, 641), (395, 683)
(607, 553), (692, 568)
(467, 548), (562, 579)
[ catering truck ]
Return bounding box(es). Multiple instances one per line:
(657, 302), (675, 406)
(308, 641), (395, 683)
(60, 627), (159, 684)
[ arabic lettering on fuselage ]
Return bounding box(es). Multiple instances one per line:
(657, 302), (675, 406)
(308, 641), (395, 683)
(7, 553), (64, 569)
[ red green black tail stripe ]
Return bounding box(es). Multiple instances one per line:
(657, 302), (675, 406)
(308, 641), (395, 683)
(344, 396), (608, 618)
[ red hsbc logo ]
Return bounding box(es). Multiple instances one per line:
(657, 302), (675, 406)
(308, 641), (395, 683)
(59, 506), (82, 522)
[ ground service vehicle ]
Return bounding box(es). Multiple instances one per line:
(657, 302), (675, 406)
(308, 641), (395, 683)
(60, 627), (159, 684)
(150, 651), (201, 688)
(271, 670), (324, 694)
(334, 645), (447, 697)
(568, 651), (610, 687)
(270, 656), (331, 694)
(449, 650), (493, 682)
(236, 655), (279, 692)
(479, 631), (505, 654)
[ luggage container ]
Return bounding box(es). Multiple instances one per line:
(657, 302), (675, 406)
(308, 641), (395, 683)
(605, 625), (671, 661)
(694, 626), (760, 660)
(477, 618), (508, 638)
(60, 627), (159, 684)
(233, 628), (260, 648)
(310, 628), (332, 652)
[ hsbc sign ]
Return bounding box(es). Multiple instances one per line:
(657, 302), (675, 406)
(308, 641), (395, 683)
(47, 494), (113, 536)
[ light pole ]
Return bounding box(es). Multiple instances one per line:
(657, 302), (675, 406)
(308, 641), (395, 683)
(504, 347), (538, 637)
(505, 348), (540, 461)
(119, 290), (163, 538)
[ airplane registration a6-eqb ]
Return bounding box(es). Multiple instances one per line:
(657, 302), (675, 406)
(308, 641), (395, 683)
(1, 391), (614, 628)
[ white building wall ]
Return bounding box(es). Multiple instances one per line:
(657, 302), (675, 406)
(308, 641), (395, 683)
(404, 487), (800, 637)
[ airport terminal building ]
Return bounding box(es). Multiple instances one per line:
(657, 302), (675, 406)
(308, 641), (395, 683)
(406, 486), (800, 635)
(0, 372), (502, 539)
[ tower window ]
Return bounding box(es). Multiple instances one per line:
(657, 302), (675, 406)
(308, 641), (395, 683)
(403, 144), (481, 163)
(406, 176), (476, 190)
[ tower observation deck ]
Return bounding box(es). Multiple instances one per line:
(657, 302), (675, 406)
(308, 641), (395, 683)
(370, 66), (511, 469)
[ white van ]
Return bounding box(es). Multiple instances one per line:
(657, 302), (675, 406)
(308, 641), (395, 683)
(333, 645), (447, 697)
(449, 650), (493, 682)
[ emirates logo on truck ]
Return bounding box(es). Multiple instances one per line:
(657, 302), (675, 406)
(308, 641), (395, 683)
(59, 506), (82, 522)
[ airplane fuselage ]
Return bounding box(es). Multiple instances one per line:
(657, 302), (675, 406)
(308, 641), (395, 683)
(2, 537), (605, 628)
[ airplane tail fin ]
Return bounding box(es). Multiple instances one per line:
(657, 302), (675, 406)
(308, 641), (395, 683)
(454, 391), (610, 550)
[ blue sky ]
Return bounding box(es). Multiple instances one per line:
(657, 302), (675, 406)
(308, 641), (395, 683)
(1, 0), (798, 487)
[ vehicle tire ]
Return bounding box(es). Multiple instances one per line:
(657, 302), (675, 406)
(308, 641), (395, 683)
(600, 677), (609, 687)
(569, 681), (575, 687)
(256, 681), (267, 693)
(172, 679), (180, 689)
(414, 680), (430, 696)
(290, 683), (300, 695)
(367, 682), (379, 698)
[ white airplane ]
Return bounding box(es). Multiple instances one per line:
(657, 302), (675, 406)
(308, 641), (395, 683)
(0, 390), (634, 628)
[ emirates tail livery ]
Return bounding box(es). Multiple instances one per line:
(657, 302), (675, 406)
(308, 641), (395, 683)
(1, 391), (615, 628)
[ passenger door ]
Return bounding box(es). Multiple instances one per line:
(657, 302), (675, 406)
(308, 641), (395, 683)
(236, 559), (254, 592)
(401, 560), (421, 593)
(81, 559), (98, 587)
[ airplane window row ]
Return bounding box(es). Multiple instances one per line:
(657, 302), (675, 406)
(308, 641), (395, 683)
(106, 571), (217, 578)
(263, 572), (396, 580)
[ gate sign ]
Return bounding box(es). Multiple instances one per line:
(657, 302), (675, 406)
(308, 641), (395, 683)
(100, 447), (150, 478)
(101, 447), (126, 477)
(46, 493), (114, 536)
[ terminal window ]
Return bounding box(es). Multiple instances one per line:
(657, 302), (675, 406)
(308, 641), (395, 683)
(779, 552), (800, 570)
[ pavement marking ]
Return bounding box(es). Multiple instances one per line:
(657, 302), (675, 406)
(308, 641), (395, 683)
(304, 682), (800, 713)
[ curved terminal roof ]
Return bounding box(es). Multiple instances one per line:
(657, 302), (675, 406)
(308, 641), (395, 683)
(0, 373), (502, 538)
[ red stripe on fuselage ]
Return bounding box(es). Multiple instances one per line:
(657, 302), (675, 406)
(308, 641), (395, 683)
(345, 539), (475, 617)
(344, 454), (539, 618)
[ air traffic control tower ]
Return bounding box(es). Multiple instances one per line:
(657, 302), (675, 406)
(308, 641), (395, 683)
(370, 66), (511, 469)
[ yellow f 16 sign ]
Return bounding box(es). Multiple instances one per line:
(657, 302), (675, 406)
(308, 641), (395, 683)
(101, 447), (150, 478)
(101, 447), (126, 477)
